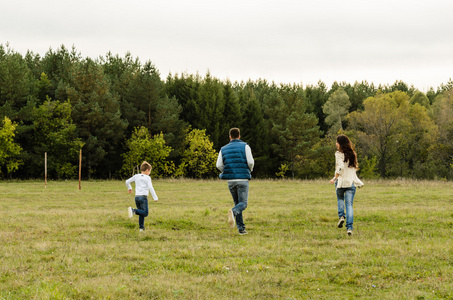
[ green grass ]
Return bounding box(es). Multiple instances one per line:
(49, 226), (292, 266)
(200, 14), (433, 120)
(1, 179), (452, 299)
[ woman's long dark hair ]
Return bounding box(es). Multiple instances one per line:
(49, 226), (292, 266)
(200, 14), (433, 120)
(337, 135), (358, 169)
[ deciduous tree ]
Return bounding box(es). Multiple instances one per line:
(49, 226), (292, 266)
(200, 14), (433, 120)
(179, 129), (218, 178)
(409, 91), (430, 109)
(121, 127), (175, 178)
(323, 88), (351, 132)
(0, 116), (22, 177)
(430, 88), (453, 179)
(348, 91), (411, 177)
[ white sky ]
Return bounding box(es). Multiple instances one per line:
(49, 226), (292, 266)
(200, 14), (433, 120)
(1, 0), (452, 91)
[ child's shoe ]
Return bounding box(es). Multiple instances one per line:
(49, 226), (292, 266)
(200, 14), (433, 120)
(228, 209), (236, 228)
(337, 216), (345, 228)
(347, 229), (353, 236)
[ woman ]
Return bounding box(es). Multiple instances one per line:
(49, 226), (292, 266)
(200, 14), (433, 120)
(330, 135), (363, 236)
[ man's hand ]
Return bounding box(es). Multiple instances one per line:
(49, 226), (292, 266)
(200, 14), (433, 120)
(128, 189), (132, 194)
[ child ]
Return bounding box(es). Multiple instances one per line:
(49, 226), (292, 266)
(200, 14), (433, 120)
(125, 161), (158, 232)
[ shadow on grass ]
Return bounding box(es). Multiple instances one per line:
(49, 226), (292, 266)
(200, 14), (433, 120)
(107, 216), (205, 231)
(153, 219), (205, 230)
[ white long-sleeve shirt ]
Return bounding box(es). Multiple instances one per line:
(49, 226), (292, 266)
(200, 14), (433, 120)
(334, 151), (364, 189)
(216, 144), (254, 172)
(125, 173), (158, 200)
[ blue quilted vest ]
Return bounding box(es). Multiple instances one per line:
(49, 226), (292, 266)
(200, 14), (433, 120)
(219, 139), (251, 180)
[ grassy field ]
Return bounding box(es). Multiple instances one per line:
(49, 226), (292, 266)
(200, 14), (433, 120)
(0, 179), (452, 299)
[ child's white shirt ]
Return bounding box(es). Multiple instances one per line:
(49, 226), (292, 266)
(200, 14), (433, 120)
(125, 174), (158, 200)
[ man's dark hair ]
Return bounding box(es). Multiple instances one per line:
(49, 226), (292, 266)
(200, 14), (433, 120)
(229, 128), (240, 139)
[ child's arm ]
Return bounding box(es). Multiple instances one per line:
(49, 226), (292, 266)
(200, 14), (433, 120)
(125, 176), (135, 194)
(146, 177), (158, 201)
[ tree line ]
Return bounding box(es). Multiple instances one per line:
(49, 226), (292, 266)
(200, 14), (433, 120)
(1, 44), (452, 180)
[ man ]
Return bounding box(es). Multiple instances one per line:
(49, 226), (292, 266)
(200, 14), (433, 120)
(216, 128), (254, 235)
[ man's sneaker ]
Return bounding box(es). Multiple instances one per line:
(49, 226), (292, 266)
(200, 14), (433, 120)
(337, 217), (345, 228)
(139, 229), (145, 232)
(347, 229), (353, 236)
(239, 230), (248, 235)
(228, 209), (236, 228)
(128, 207), (134, 218)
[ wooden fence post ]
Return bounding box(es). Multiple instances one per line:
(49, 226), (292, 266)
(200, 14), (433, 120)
(79, 149), (82, 190)
(45, 152), (47, 188)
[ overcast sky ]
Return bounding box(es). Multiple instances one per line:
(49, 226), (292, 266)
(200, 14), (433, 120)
(1, 0), (452, 91)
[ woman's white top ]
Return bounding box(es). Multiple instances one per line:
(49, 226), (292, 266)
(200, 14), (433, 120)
(335, 151), (364, 189)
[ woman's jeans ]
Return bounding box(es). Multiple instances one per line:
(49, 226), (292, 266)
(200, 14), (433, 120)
(228, 180), (249, 231)
(335, 183), (356, 230)
(135, 196), (149, 230)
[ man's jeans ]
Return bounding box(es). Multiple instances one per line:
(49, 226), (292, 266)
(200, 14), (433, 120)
(135, 196), (149, 230)
(335, 183), (356, 230)
(228, 180), (249, 231)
